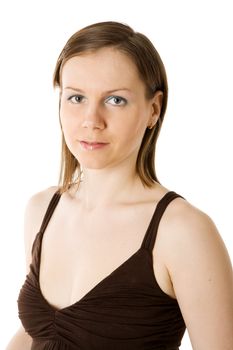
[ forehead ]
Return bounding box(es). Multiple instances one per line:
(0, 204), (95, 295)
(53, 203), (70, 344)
(61, 48), (143, 89)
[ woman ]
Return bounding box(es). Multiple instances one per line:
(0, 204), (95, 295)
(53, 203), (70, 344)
(7, 21), (233, 350)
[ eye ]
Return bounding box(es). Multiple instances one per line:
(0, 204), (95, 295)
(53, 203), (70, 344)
(67, 95), (84, 104)
(106, 96), (127, 106)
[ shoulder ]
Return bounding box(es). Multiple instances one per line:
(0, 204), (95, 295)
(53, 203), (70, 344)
(160, 194), (228, 272)
(161, 194), (225, 259)
(24, 185), (60, 230)
(24, 185), (60, 270)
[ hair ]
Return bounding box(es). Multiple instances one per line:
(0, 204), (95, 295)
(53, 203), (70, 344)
(53, 21), (168, 194)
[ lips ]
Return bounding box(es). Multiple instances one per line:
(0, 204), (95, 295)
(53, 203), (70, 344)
(80, 140), (106, 145)
(79, 140), (109, 150)
(81, 140), (107, 145)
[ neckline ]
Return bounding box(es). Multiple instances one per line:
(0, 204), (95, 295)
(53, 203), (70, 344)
(37, 190), (175, 313)
(38, 247), (145, 313)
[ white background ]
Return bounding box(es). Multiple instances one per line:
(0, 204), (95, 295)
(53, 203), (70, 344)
(0, 1), (232, 349)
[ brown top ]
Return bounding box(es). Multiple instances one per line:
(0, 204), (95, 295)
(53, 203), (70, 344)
(18, 190), (186, 349)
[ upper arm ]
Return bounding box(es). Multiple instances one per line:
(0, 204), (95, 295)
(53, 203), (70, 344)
(165, 200), (233, 350)
(23, 186), (60, 274)
(6, 326), (32, 350)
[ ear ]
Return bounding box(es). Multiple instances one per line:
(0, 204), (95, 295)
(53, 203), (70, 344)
(148, 90), (163, 128)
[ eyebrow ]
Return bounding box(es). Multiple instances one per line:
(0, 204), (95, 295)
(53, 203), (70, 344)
(63, 86), (133, 94)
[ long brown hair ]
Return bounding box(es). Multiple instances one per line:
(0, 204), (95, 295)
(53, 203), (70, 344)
(53, 21), (168, 194)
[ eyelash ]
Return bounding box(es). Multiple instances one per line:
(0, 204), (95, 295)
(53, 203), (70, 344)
(67, 94), (127, 106)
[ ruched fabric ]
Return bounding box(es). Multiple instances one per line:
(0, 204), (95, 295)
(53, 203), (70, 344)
(18, 190), (186, 349)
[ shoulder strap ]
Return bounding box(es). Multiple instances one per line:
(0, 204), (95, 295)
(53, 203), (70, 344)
(141, 191), (185, 251)
(38, 189), (62, 234)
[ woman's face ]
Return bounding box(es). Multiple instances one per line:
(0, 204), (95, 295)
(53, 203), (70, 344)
(60, 47), (160, 170)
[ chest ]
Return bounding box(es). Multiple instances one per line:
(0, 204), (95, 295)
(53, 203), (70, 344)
(39, 201), (171, 309)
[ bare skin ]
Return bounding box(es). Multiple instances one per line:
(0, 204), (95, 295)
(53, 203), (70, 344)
(7, 47), (233, 349)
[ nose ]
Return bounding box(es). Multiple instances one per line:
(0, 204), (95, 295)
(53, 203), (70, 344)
(81, 102), (105, 130)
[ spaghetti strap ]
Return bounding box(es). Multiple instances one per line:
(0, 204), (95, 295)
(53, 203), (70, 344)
(38, 189), (62, 234)
(141, 191), (185, 251)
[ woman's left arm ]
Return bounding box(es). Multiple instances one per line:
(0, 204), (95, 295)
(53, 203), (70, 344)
(166, 201), (233, 350)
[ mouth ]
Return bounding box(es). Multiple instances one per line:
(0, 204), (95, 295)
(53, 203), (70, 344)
(81, 140), (107, 144)
(79, 140), (109, 150)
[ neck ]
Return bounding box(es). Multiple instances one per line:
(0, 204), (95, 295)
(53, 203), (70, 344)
(73, 163), (144, 210)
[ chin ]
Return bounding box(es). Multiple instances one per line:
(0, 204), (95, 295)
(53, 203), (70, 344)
(79, 160), (110, 170)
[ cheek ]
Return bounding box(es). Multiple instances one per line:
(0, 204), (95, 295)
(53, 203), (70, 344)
(125, 111), (147, 137)
(118, 117), (146, 151)
(60, 118), (80, 159)
(60, 106), (79, 137)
